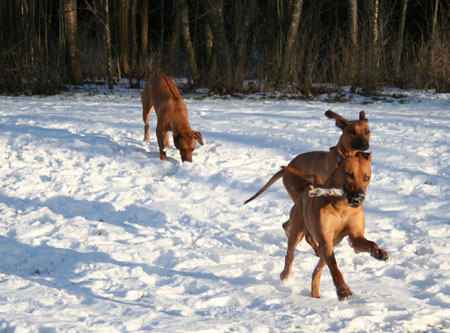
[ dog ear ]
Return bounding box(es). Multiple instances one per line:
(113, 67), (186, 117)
(359, 111), (367, 121)
(194, 131), (204, 145)
(356, 151), (372, 161)
(325, 110), (348, 130)
(174, 133), (181, 149)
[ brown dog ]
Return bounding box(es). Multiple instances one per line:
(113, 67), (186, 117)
(141, 73), (204, 162)
(244, 110), (370, 204)
(280, 152), (388, 301)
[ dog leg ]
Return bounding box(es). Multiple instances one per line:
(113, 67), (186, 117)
(311, 257), (326, 298)
(280, 228), (304, 281)
(305, 232), (319, 257)
(143, 106), (153, 142)
(320, 242), (353, 301)
(164, 131), (170, 147)
(349, 236), (389, 260)
(156, 125), (167, 161)
(282, 220), (290, 237)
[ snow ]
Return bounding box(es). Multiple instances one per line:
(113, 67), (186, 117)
(0, 84), (449, 332)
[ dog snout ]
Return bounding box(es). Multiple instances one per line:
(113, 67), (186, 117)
(346, 190), (365, 207)
(351, 139), (369, 151)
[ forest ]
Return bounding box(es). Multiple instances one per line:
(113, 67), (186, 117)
(0, 0), (448, 95)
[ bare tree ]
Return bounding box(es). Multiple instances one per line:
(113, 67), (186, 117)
(373, 0), (379, 45)
(395, 0), (408, 77)
(64, 0), (83, 84)
(233, 0), (257, 90)
(179, 0), (200, 84)
(348, 0), (358, 46)
(348, 0), (358, 82)
(84, 0), (114, 89)
(277, 0), (304, 89)
(119, 0), (130, 77)
(203, 0), (233, 91)
(140, 0), (149, 63)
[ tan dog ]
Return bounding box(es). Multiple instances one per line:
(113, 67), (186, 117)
(244, 110), (370, 254)
(141, 73), (204, 162)
(280, 152), (388, 301)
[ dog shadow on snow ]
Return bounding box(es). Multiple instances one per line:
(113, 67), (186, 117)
(0, 193), (259, 308)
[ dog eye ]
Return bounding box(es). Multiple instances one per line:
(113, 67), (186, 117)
(347, 172), (355, 179)
(364, 176), (370, 182)
(365, 130), (370, 135)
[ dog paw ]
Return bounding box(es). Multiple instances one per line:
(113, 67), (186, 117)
(337, 287), (353, 301)
(160, 152), (167, 161)
(371, 248), (389, 261)
(280, 270), (291, 281)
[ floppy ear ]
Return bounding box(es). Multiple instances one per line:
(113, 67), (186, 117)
(325, 110), (348, 130)
(359, 110), (367, 121)
(194, 131), (204, 145)
(356, 151), (372, 161)
(174, 133), (181, 149)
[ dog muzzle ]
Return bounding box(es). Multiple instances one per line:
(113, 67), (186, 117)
(345, 190), (365, 208)
(351, 139), (369, 151)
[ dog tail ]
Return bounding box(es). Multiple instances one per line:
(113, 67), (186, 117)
(160, 73), (181, 100)
(244, 169), (284, 205)
(282, 166), (323, 186)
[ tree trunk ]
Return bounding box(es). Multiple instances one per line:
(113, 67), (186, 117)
(129, 0), (139, 86)
(64, 0), (83, 84)
(179, 0), (199, 84)
(203, 0), (233, 92)
(140, 0), (149, 64)
(204, 23), (216, 84)
(395, 0), (408, 77)
(348, 0), (358, 47)
(119, 0), (130, 77)
(167, 5), (180, 74)
(103, 0), (114, 89)
(233, 0), (257, 90)
(431, 0), (439, 42)
(372, 0), (379, 45)
(348, 0), (357, 83)
(277, 0), (304, 90)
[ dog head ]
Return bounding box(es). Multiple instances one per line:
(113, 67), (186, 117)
(334, 152), (372, 208)
(174, 130), (204, 162)
(325, 110), (370, 154)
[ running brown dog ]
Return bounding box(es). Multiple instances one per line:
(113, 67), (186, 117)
(279, 152), (388, 301)
(244, 110), (370, 254)
(141, 73), (203, 162)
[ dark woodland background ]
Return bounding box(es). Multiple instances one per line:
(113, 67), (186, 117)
(1, 0), (449, 95)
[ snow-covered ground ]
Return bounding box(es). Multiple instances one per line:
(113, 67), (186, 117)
(0, 85), (449, 332)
